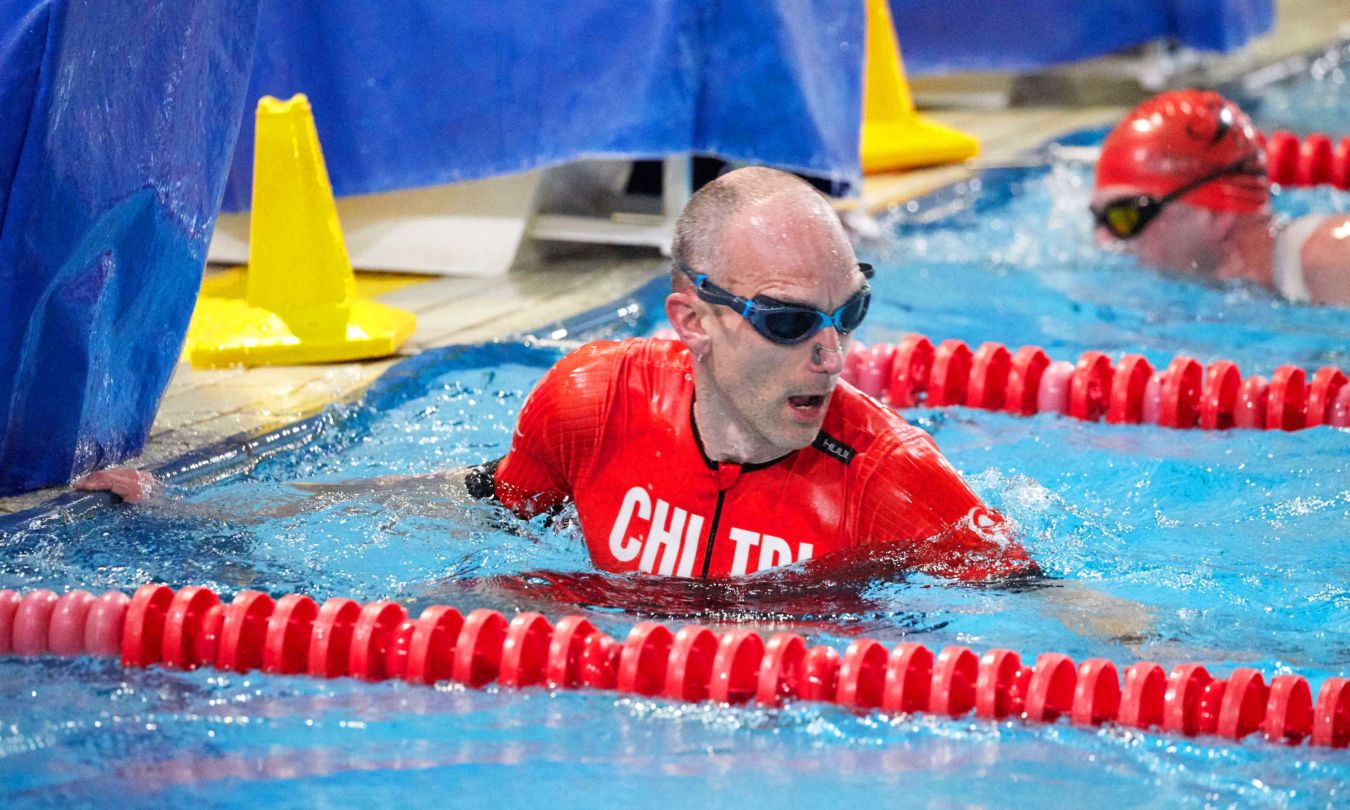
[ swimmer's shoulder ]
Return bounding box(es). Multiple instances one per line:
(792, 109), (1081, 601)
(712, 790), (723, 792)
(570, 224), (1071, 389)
(552, 338), (692, 396)
(1300, 215), (1350, 306)
(825, 382), (938, 462)
(553, 337), (686, 371)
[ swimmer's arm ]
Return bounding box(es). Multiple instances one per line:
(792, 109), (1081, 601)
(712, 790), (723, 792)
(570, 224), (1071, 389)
(1020, 577), (1156, 646)
(1301, 215), (1350, 306)
(276, 467), (484, 518)
(1302, 259), (1350, 307)
(947, 545), (1156, 644)
(73, 465), (482, 517)
(289, 468), (473, 499)
(862, 440), (1156, 643)
(74, 467), (162, 504)
(75, 466), (475, 502)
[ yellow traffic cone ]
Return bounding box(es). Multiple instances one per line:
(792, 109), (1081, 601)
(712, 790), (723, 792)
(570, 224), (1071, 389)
(860, 0), (980, 174)
(185, 94), (416, 368)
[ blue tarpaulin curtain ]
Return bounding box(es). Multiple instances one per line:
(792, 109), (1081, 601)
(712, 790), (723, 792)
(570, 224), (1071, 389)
(0, 0), (260, 494)
(219, 1), (867, 211)
(889, 0), (1274, 75)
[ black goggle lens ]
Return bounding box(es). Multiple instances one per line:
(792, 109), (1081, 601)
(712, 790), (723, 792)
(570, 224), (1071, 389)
(761, 309), (820, 343)
(1093, 197), (1158, 240)
(839, 289), (870, 331)
(755, 288), (871, 344)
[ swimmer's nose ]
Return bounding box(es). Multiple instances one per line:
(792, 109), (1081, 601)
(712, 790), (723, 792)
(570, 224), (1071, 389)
(810, 331), (846, 374)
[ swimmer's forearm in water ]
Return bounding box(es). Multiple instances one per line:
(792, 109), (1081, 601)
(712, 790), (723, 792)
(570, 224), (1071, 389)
(74, 466), (478, 519)
(270, 468), (476, 518)
(1028, 578), (1157, 646)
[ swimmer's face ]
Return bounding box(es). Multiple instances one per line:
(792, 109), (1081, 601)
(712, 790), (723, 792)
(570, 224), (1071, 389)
(1092, 187), (1225, 276)
(699, 197), (862, 455)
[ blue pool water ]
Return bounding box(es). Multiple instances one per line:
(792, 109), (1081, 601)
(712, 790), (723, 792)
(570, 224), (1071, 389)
(1228, 38), (1350, 137)
(6, 79), (1350, 807)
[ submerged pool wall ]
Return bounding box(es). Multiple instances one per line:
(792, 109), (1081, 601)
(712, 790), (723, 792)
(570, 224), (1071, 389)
(0, 0), (261, 495)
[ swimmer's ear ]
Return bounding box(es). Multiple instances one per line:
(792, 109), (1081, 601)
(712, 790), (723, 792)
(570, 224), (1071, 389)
(664, 290), (711, 358)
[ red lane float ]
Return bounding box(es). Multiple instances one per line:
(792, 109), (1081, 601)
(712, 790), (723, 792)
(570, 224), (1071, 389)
(499, 612), (553, 688)
(1025, 653), (1077, 723)
(975, 648), (1022, 719)
(264, 593), (318, 675)
(927, 340), (973, 407)
(1200, 361), (1241, 430)
(406, 605), (463, 685)
(4, 584), (1349, 750)
(545, 614), (595, 689)
(1307, 367), (1348, 428)
(309, 598), (360, 678)
(1266, 366), (1307, 432)
(163, 586), (220, 670)
(217, 591), (275, 674)
(1037, 361), (1074, 416)
(1158, 357), (1203, 429)
(0, 590), (19, 655)
(1108, 356), (1152, 425)
(348, 600), (406, 681)
(1068, 352), (1112, 422)
(13, 590), (59, 656)
(883, 642), (933, 714)
(930, 646), (978, 717)
(710, 630), (764, 705)
(836, 638), (888, 710)
(801, 645), (841, 703)
(757, 633), (807, 708)
(1264, 130), (1350, 189)
(967, 343), (1011, 411)
(1005, 346), (1050, 417)
(887, 335), (933, 407)
(664, 625), (717, 702)
(1072, 659), (1122, 726)
(849, 333), (1346, 434)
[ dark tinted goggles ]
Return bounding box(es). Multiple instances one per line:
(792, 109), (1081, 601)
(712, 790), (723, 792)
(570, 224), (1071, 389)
(1091, 156), (1265, 240)
(677, 260), (873, 345)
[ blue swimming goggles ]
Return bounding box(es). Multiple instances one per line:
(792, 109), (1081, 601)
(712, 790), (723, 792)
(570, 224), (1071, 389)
(676, 259), (873, 346)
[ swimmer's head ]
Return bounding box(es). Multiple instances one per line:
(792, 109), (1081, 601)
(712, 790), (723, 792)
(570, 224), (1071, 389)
(1092, 90), (1270, 275)
(1095, 89), (1268, 215)
(666, 167), (863, 460)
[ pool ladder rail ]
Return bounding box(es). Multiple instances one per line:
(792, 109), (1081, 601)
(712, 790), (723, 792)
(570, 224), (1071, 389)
(2, 585), (1348, 749)
(839, 334), (1350, 432)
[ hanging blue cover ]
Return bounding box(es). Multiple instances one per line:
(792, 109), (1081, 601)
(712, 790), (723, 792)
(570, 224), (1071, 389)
(220, 1), (865, 211)
(0, 0), (260, 495)
(889, 0), (1274, 75)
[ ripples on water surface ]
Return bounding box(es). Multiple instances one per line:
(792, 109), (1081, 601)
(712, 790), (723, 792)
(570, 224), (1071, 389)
(5, 76), (1350, 807)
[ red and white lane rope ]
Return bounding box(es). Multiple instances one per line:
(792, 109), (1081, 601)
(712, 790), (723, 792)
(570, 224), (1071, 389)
(2, 585), (1347, 748)
(838, 334), (1350, 432)
(1262, 130), (1350, 189)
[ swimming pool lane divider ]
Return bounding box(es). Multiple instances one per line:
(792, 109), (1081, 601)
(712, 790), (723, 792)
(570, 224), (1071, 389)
(2, 584), (1348, 749)
(839, 334), (1350, 432)
(1261, 130), (1350, 190)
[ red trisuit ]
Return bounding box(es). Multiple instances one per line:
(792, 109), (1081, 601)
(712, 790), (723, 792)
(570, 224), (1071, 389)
(487, 339), (1034, 581)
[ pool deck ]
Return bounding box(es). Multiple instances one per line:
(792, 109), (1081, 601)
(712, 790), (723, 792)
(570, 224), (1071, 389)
(1, 0), (1345, 517)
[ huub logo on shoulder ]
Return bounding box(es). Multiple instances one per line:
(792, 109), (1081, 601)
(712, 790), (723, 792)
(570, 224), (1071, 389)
(812, 432), (855, 464)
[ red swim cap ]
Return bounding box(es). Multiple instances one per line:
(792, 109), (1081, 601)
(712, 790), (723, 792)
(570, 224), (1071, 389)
(1095, 89), (1268, 213)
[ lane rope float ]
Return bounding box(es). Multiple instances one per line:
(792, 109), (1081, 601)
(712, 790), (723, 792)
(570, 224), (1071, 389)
(2, 585), (1347, 749)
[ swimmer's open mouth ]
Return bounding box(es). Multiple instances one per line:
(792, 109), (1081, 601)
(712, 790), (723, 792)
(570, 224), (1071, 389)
(789, 394), (826, 409)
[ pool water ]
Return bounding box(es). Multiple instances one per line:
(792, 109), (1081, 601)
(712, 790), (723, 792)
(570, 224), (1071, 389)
(6, 93), (1350, 808)
(1228, 38), (1350, 137)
